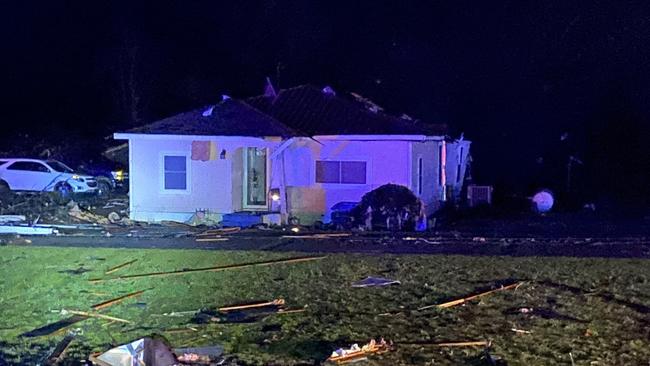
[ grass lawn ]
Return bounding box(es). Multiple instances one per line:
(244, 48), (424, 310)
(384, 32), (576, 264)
(0, 245), (649, 365)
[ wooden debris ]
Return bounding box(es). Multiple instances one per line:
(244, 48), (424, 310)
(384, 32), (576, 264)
(511, 328), (533, 334)
(20, 316), (88, 338)
(20, 290), (145, 337)
(281, 233), (351, 239)
(91, 290), (146, 310)
(105, 259), (138, 275)
(197, 227), (241, 236)
(89, 255), (326, 283)
(64, 310), (131, 324)
(164, 327), (200, 334)
(327, 338), (391, 364)
(219, 299), (285, 312)
(401, 340), (490, 347)
(418, 282), (522, 310)
(433, 340), (489, 347)
(45, 333), (75, 365)
(195, 237), (229, 242)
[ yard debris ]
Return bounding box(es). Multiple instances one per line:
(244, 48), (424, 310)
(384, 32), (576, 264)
(45, 332), (76, 365)
(434, 340), (490, 347)
(62, 309), (131, 324)
(351, 276), (401, 288)
(511, 328), (533, 334)
(193, 298), (296, 324)
(104, 259), (138, 275)
(327, 338), (392, 364)
(67, 202), (110, 224)
(195, 237), (229, 242)
(0, 214), (26, 224)
(20, 290), (145, 337)
(0, 225), (55, 235)
(418, 281), (523, 310)
(174, 345), (224, 364)
(218, 298), (285, 312)
(197, 227), (241, 236)
(90, 337), (177, 366)
(89, 255), (326, 283)
(91, 290), (146, 310)
(504, 306), (587, 322)
(281, 233), (352, 239)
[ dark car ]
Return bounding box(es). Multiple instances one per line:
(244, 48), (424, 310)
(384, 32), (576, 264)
(77, 157), (128, 197)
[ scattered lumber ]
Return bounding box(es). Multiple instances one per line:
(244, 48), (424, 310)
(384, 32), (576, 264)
(104, 259), (138, 275)
(219, 299), (285, 312)
(45, 333), (75, 365)
(197, 227), (241, 236)
(281, 233), (351, 239)
(195, 237), (229, 242)
(63, 310), (131, 324)
(91, 290), (146, 310)
(89, 255), (326, 283)
(400, 340), (490, 347)
(433, 340), (490, 347)
(20, 290), (145, 337)
(418, 282), (522, 310)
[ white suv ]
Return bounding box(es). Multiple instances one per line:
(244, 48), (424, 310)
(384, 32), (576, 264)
(0, 158), (98, 195)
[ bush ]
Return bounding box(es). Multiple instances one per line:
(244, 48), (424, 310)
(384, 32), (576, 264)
(351, 184), (422, 231)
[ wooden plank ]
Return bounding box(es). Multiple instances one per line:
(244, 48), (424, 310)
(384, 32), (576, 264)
(418, 282), (522, 310)
(219, 299), (284, 312)
(89, 255), (326, 283)
(64, 310), (131, 324)
(105, 259), (138, 275)
(91, 290), (145, 310)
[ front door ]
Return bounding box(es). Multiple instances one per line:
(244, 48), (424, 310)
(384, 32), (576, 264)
(242, 147), (268, 210)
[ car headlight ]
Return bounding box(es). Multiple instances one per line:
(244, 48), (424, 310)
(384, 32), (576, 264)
(112, 170), (124, 181)
(71, 175), (85, 182)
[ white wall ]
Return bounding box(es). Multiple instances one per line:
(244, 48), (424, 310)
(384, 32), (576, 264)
(128, 138), (234, 222)
(277, 138), (411, 223)
(410, 140), (444, 214)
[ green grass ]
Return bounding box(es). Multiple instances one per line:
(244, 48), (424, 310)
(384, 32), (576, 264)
(0, 245), (649, 365)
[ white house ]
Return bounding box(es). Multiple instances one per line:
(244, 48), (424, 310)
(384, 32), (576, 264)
(114, 85), (471, 225)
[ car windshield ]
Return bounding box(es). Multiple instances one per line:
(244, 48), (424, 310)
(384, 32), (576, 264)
(47, 160), (74, 173)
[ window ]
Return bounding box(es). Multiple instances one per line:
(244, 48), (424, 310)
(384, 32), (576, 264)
(47, 160), (74, 173)
(163, 155), (187, 190)
(316, 160), (366, 184)
(7, 161), (50, 172)
(417, 157), (423, 195)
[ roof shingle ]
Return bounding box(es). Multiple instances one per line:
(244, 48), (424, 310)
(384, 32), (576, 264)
(119, 99), (296, 137)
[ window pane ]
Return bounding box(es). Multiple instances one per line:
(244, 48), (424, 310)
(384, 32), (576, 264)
(7, 162), (30, 171)
(164, 172), (186, 190)
(316, 161), (340, 183)
(341, 161), (366, 184)
(164, 156), (186, 172)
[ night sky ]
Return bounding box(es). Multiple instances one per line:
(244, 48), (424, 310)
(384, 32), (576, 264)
(2, 1), (649, 208)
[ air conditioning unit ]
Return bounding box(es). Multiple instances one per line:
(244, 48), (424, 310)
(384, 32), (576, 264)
(467, 185), (493, 207)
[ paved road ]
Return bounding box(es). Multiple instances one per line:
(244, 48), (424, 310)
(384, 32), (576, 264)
(12, 232), (650, 259)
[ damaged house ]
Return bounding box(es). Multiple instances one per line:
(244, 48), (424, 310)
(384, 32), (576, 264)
(114, 85), (471, 225)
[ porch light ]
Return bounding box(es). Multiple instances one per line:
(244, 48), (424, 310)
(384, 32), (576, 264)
(269, 188), (281, 201)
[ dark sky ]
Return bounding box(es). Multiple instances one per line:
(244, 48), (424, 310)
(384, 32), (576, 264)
(2, 1), (650, 207)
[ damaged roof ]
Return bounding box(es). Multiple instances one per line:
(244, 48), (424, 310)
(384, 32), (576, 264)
(119, 99), (296, 137)
(120, 85), (447, 137)
(246, 85), (447, 136)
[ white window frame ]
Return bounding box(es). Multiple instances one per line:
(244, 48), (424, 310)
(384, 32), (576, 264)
(314, 159), (369, 186)
(159, 152), (191, 194)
